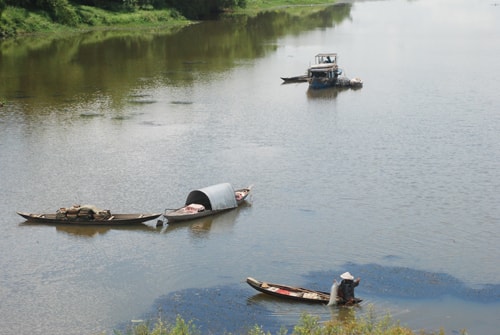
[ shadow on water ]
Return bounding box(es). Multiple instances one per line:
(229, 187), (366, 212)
(310, 263), (500, 303)
(118, 263), (500, 334)
(118, 284), (284, 334)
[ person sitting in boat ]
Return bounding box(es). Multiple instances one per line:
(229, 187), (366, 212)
(337, 272), (361, 304)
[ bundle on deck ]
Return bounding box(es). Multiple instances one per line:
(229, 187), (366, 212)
(56, 205), (111, 221)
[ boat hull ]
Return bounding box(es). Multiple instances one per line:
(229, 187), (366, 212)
(17, 212), (161, 225)
(308, 77), (337, 89)
(164, 209), (228, 223)
(247, 277), (330, 303)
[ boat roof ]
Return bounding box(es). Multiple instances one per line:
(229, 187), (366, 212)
(313, 53), (338, 64)
(315, 53), (337, 57)
(185, 183), (238, 211)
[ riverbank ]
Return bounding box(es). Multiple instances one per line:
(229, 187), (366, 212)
(0, 6), (191, 38)
(0, 0), (338, 38)
(119, 312), (450, 335)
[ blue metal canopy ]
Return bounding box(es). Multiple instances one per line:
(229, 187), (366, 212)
(185, 183), (237, 211)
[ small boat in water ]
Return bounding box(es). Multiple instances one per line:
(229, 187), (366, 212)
(246, 277), (362, 306)
(308, 53), (343, 89)
(307, 53), (362, 89)
(165, 183), (251, 223)
(280, 75), (309, 83)
(17, 204), (161, 225)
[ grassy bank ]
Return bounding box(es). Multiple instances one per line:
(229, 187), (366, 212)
(116, 312), (457, 335)
(0, 5), (191, 38)
(0, 0), (338, 38)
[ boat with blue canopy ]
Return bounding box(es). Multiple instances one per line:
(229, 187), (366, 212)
(164, 183), (251, 223)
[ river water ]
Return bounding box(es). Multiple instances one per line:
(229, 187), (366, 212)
(1, 0), (499, 334)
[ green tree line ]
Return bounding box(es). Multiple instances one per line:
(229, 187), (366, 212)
(0, 0), (247, 26)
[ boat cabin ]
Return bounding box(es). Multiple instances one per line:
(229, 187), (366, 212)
(308, 65), (339, 79)
(308, 53), (341, 78)
(314, 53), (338, 65)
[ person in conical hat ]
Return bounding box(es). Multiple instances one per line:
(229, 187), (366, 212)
(337, 272), (361, 305)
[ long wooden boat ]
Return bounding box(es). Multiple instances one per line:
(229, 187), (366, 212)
(246, 277), (362, 306)
(17, 205), (161, 225)
(165, 183), (251, 223)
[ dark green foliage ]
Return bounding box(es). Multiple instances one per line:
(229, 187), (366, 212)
(0, 0), (245, 36)
(71, 0), (117, 7)
(71, 0), (125, 11)
(3, 0), (245, 21)
(44, 0), (79, 25)
(0, 0), (5, 18)
(5, 0), (79, 25)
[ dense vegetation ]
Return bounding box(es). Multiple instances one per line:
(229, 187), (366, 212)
(0, 0), (246, 21)
(0, 0), (247, 37)
(0, 0), (340, 38)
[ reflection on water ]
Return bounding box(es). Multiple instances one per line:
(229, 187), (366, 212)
(19, 222), (162, 238)
(162, 205), (248, 237)
(306, 86), (352, 99)
(162, 216), (216, 235)
(55, 224), (161, 237)
(0, 4), (353, 113)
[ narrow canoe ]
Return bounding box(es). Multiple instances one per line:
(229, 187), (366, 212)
(281, 75), (309, 83)
(17, 211), (161, 225)
(246, 277), (362, 305)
